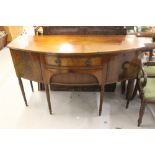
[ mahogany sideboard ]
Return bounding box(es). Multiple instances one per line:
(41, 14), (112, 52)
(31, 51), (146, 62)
(7, 35), (152, 115)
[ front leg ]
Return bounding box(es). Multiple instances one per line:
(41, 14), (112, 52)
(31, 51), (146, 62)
(99, 85), (104, 116)
(18, 77), (28, 106)
(45, 84), (52, 114)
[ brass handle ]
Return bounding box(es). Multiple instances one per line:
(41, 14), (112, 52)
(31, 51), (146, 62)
(55, 58), (61, 65)
(85, 58), (92, 66)
(122, 61), (129, 69)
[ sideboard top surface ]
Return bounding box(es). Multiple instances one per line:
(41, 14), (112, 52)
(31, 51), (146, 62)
(7, 35), (152, 55)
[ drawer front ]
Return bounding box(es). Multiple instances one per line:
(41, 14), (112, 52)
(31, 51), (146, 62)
(45, 55), (103, 67)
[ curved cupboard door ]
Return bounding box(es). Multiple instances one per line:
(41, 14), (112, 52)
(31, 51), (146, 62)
(10, 49), (43, 82)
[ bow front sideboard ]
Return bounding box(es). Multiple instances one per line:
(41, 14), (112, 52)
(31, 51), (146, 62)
(7, 35), (152, 115)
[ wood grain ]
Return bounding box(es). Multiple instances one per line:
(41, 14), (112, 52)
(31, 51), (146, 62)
(8, 35), (152, 55)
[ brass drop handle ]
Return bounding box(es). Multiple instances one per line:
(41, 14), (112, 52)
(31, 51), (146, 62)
(122, 61), (129, 70)
(85, 58), (92, 66)
(55, 58), (61, 65)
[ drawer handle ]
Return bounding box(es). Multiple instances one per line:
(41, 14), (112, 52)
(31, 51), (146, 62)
(122, 61), (129, 70)
(85, 59), (92, 66)
(55, 58), (61, 65)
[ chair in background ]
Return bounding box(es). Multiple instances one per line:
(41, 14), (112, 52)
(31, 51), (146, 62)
(143, 61), (155, 78)
(122, 27), (155, 107)
(136, 68), (155, 126)
(129, 52), (155, 103)
(125, 67), (155, 126)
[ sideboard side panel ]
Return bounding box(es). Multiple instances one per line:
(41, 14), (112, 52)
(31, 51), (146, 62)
(10, 49), (43, 82)
(106, 51), (142, 83)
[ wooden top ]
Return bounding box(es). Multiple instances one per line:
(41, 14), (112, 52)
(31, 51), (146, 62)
(129, 32), (155, 38)
(7, 35), (152, 55)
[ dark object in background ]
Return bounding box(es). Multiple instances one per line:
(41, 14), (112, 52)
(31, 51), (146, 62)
(0, 27), (7, 50)
(43, 26), (127, 35)
(50, 83), (116, 92)
(0, 34), (7, 50)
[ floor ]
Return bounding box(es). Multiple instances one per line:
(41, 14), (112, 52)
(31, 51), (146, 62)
(0, 47), (155, 129)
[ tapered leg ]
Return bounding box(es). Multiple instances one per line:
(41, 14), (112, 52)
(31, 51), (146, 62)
(45, 84), (52, 114)
(18, 77), (28, 106)
(38, 83), (40, 91)
(138, 101), (145, 127)
(121, 80), (126, 94)
(131, 80), (138, 100)
(126, 79), (135, 109)
(126, 80), (131, 99)
(99, 85), (104, 116)
(30, 80), (34, 92)
(38, 82), (45, 91)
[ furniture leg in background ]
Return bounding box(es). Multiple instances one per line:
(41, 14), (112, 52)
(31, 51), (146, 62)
(126, 79), (135, 109)
(38, 82), (45, 91)
(30, 80), (34, 92)
(121, 80), (126, 94)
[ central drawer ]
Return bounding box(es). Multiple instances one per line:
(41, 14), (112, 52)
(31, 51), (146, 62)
(45, 55), (103, 67)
